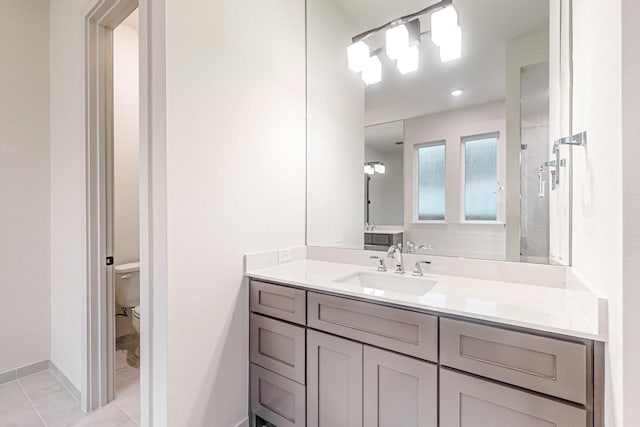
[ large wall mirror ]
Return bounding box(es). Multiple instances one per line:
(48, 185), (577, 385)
(306, 0), (573, 265)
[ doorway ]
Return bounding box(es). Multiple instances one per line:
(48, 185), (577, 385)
(112, 8), (141, 422)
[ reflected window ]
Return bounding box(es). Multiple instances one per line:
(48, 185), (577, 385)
(416, 142), (446, 221)
(463, 133), (498, 221)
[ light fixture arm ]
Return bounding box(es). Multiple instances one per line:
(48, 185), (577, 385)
(351, 0), (453, 44)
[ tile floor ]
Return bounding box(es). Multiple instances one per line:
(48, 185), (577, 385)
(0, 345), (140, 427)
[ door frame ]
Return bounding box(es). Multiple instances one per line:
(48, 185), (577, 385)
(83, 0), (168, 424)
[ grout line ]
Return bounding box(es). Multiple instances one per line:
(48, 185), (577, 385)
(17, 380), (49, 427)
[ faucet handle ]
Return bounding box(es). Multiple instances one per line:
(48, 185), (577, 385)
(370, 255), (387, 272)
(412, 260), (431, 276)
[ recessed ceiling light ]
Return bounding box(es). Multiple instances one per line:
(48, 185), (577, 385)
(451, 89), (463, 97)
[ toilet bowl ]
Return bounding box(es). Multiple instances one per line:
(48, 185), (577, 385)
(115, 262), (141, 357)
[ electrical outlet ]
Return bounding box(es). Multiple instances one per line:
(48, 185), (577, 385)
(278, 248), (293, 263)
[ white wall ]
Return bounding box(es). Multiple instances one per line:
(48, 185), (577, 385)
(365, 146), (403, 225)
(403, 101), (507, 259)
(114, 23), (140, 266)
(113, 22), (139, 338)
(306, 0), (365, 249)
(49, 0), (90, 391)
(0, 0), (51, 374)
(622, 0), (640, 423)
(164, 0), (306, 424)
(571, 1), (623, 424)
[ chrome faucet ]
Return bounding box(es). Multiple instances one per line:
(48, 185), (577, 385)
(370, 255), (387, 272)
(412, 260), (432, 276)
(387, 244), (405, 274)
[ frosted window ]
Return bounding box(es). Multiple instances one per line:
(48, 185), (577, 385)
(464, 135), (498, 221)
(417, 143), (446, 221)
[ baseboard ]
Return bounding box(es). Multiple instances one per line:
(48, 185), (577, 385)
(234, 416), (250, 427)
(0, 359), (49, 385)
(49, 360), (81, 402)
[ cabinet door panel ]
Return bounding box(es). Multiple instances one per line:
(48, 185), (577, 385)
(363, 346), (437, 427)
(307, 330), (363, 427)
(440, 368), (587, 427)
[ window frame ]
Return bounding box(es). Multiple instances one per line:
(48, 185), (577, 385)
(413, 140), (447, 224)
(460, 131), (503, 224)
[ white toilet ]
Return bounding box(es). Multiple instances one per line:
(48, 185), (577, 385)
(115, 262), (141, 356)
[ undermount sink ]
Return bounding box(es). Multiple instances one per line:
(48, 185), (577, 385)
(334, 271), (438, 296)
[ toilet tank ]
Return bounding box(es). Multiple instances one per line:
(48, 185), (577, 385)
(114, 262), (140, 308)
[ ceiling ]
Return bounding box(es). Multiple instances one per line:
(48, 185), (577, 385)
(330, 0), (549, 125)
(365, 121), (404, 154)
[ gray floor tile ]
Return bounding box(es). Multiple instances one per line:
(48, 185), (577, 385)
(72, 403), (137, 427)
(114, 367), (140, 425)
(19, 371), (86, 427)
(0, 381), (45, 427)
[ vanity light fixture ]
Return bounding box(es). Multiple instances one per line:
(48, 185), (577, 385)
(439, 25), (462, 62)
(346, 0), (460, 83)
(430, 5), (458, 46)
(347, 40), (370, 72)
(397, 45), (420, 75)
(374, 163), (386, 174)
(385, 25), (410, 60)
(361, 56), (382, 85)
(364, 164), (375, 175)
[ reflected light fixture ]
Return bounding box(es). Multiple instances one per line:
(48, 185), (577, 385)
(374, 163), (386, 174)
(346, 0), (461, 83)
(451, 89), (463, 96)
(365, 162), (386, 175)
(361, 56), (382, 85)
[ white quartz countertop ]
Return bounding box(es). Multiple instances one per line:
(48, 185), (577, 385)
(246, 260), (603, 341)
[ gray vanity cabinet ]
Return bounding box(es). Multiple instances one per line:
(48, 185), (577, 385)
(439, 368), (587, 427)
(363, 346), (437, 427)
(248, 280), (601, 427)
(307, 330), (363, 427)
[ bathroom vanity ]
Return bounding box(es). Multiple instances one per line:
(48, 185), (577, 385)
(245, 260), (604, 427)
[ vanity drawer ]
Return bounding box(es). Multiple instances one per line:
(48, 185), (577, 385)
(307, 292), (438, 362)
(250, 280), (306, 325)
(250, 363), (306, 427)
(250, 313), (305, 384)
(371, 234), (391, 245)
(440, 318), (588, 404)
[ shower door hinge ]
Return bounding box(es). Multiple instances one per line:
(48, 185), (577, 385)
(521, 144), (528, 150)
(106, 256), (114, 266)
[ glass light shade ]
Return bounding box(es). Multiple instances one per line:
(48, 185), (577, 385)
(374, 164), (386, 174)
(364, 164), (375, 175)
(431, 6), (458, 46)
(347, 41), (370, 72)
(439, 26), (462, 62)
(397, 45), (420, 74)
(361, 56), (382, 85)
(385, 24), (409, 60)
